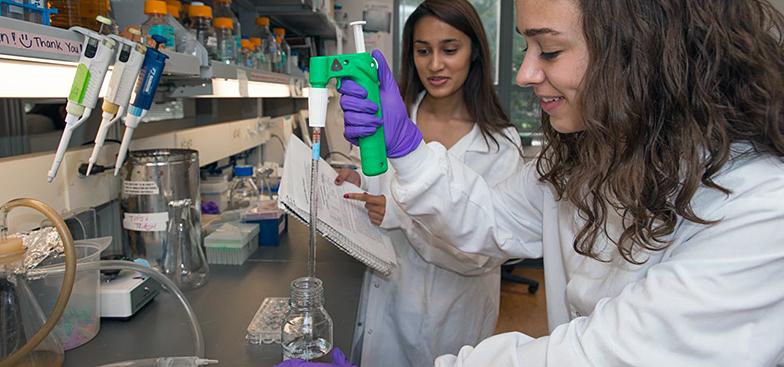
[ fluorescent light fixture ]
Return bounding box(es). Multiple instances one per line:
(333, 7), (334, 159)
(248, 81), (290, 98)
(195, 78), (291, 98)
(0, 55), (112, 99)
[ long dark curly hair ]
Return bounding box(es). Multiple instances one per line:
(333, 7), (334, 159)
(537, 0), (784, 263)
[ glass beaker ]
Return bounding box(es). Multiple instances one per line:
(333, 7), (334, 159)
(281, 277), (333, 361)
(163, 199), (209, 290)
(0, 236), (64, 366)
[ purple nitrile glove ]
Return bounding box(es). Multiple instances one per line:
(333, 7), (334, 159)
(273, 348), (356, 367)
(339, 49), (423, 158)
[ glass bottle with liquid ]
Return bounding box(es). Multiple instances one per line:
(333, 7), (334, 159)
(214, 16), (236, 64)
(255, 16), (278, 72)
(273, 27), (291, 74)
(281, 277), (333, 361)
(250, 37), (270, 71)
(228, 166), (259, 210)
(142, 0), (175, 49)
(212, 0), (240, 56)
(187, 2), (217, 60)
(239, 38), (255, 69)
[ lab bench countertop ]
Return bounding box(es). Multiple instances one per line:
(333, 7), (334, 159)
(64, 218), (366, 367)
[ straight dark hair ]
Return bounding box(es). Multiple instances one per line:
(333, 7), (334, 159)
(400, 0), (517, 151)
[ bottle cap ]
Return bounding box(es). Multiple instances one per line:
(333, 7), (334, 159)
(167, 4), (180, 17)
(188, 4), (212, 18)
(273, 27), (285, 36)
(234, 166), (254, 177)
(214, 17), (233, 29)
(144, 0), (168, 15)
(241, 39), (252, 49)
(250, 37), (261, 47)
(256, 16), (270, 26)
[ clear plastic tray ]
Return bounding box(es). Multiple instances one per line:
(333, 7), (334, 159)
(246, 297), (290, 345)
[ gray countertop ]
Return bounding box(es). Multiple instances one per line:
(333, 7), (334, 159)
(64, 218), (366, 367)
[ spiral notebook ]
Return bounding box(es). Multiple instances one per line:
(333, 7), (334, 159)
(278, 135), (396, 276)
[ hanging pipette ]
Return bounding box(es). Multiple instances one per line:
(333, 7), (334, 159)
(47, 16), (117, 183)
(114, 35), (170, 176)
(86, 29), (147, 176)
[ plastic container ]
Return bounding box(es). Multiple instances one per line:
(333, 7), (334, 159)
(50, 0), (109, 31)
(243, 204), (287, 247)
(201, 175), (230, 212)
(187, 2), (218, 59)
(142, 0), (175, 49)
(213, 0), (240, 55)
(273, 27), (291, 74)
(204, 222), (259, 265)
(255, 16), (278, 72)
(214, 16), (236, 64)
(28, 237), (111, 350)
(246, 297), (289, 344)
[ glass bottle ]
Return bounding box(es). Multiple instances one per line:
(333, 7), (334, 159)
(142, 0), (175, 49)
(281, 277), (333, 361)
(187, 2), (217, 60)
(163, 199), (209, 290)
(250, 37), (270, 71)
(0, 236), (64, 366)
(255, 16), (278, 72)
(273, 27), (291, 74)
(228, 166), (260, 210)
(212, 0), (240, 56)
(214, 16), (236, 64)
(239, 38), (255, 69)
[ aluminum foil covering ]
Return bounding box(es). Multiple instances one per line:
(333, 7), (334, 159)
(9, 227), (63, 273)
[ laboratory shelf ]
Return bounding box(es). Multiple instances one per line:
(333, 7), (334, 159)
(0, 17), (303, 98)
(251, 0), (342, 39)
(64, 220), (365, 367)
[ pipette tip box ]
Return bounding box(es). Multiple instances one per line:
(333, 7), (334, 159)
(205, 222), (260, 265)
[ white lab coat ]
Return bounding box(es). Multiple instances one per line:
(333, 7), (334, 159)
(351, 92), (523, 367)
(388, 141), (784, 366)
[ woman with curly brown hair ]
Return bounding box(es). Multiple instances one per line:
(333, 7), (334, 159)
(335, 0), (784, 365)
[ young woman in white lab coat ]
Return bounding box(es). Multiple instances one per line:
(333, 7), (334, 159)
(335, 1), (523, 366)
(336, 0), (784, 366)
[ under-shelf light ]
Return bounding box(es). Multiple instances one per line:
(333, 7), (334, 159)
(0, 55), (112, 99)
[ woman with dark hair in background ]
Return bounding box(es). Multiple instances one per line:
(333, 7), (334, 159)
(336, 0), (784, 365)
(333, 0), (522, 365)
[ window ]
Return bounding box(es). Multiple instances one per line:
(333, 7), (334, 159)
(510, 30), (542, 144)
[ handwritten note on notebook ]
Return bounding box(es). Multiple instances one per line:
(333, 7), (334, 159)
(278, 135), (396, 275)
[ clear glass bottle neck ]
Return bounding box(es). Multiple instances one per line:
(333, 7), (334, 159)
(289, 277), (324, 309)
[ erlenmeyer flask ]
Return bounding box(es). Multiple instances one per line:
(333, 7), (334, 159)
(0, 237), (64, 366)
(162, 199), (209, 290)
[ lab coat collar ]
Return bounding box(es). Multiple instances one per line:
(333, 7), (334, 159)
(409, 91), (493, 157)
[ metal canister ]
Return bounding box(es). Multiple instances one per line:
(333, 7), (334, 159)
(120, 149), (208, 290)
